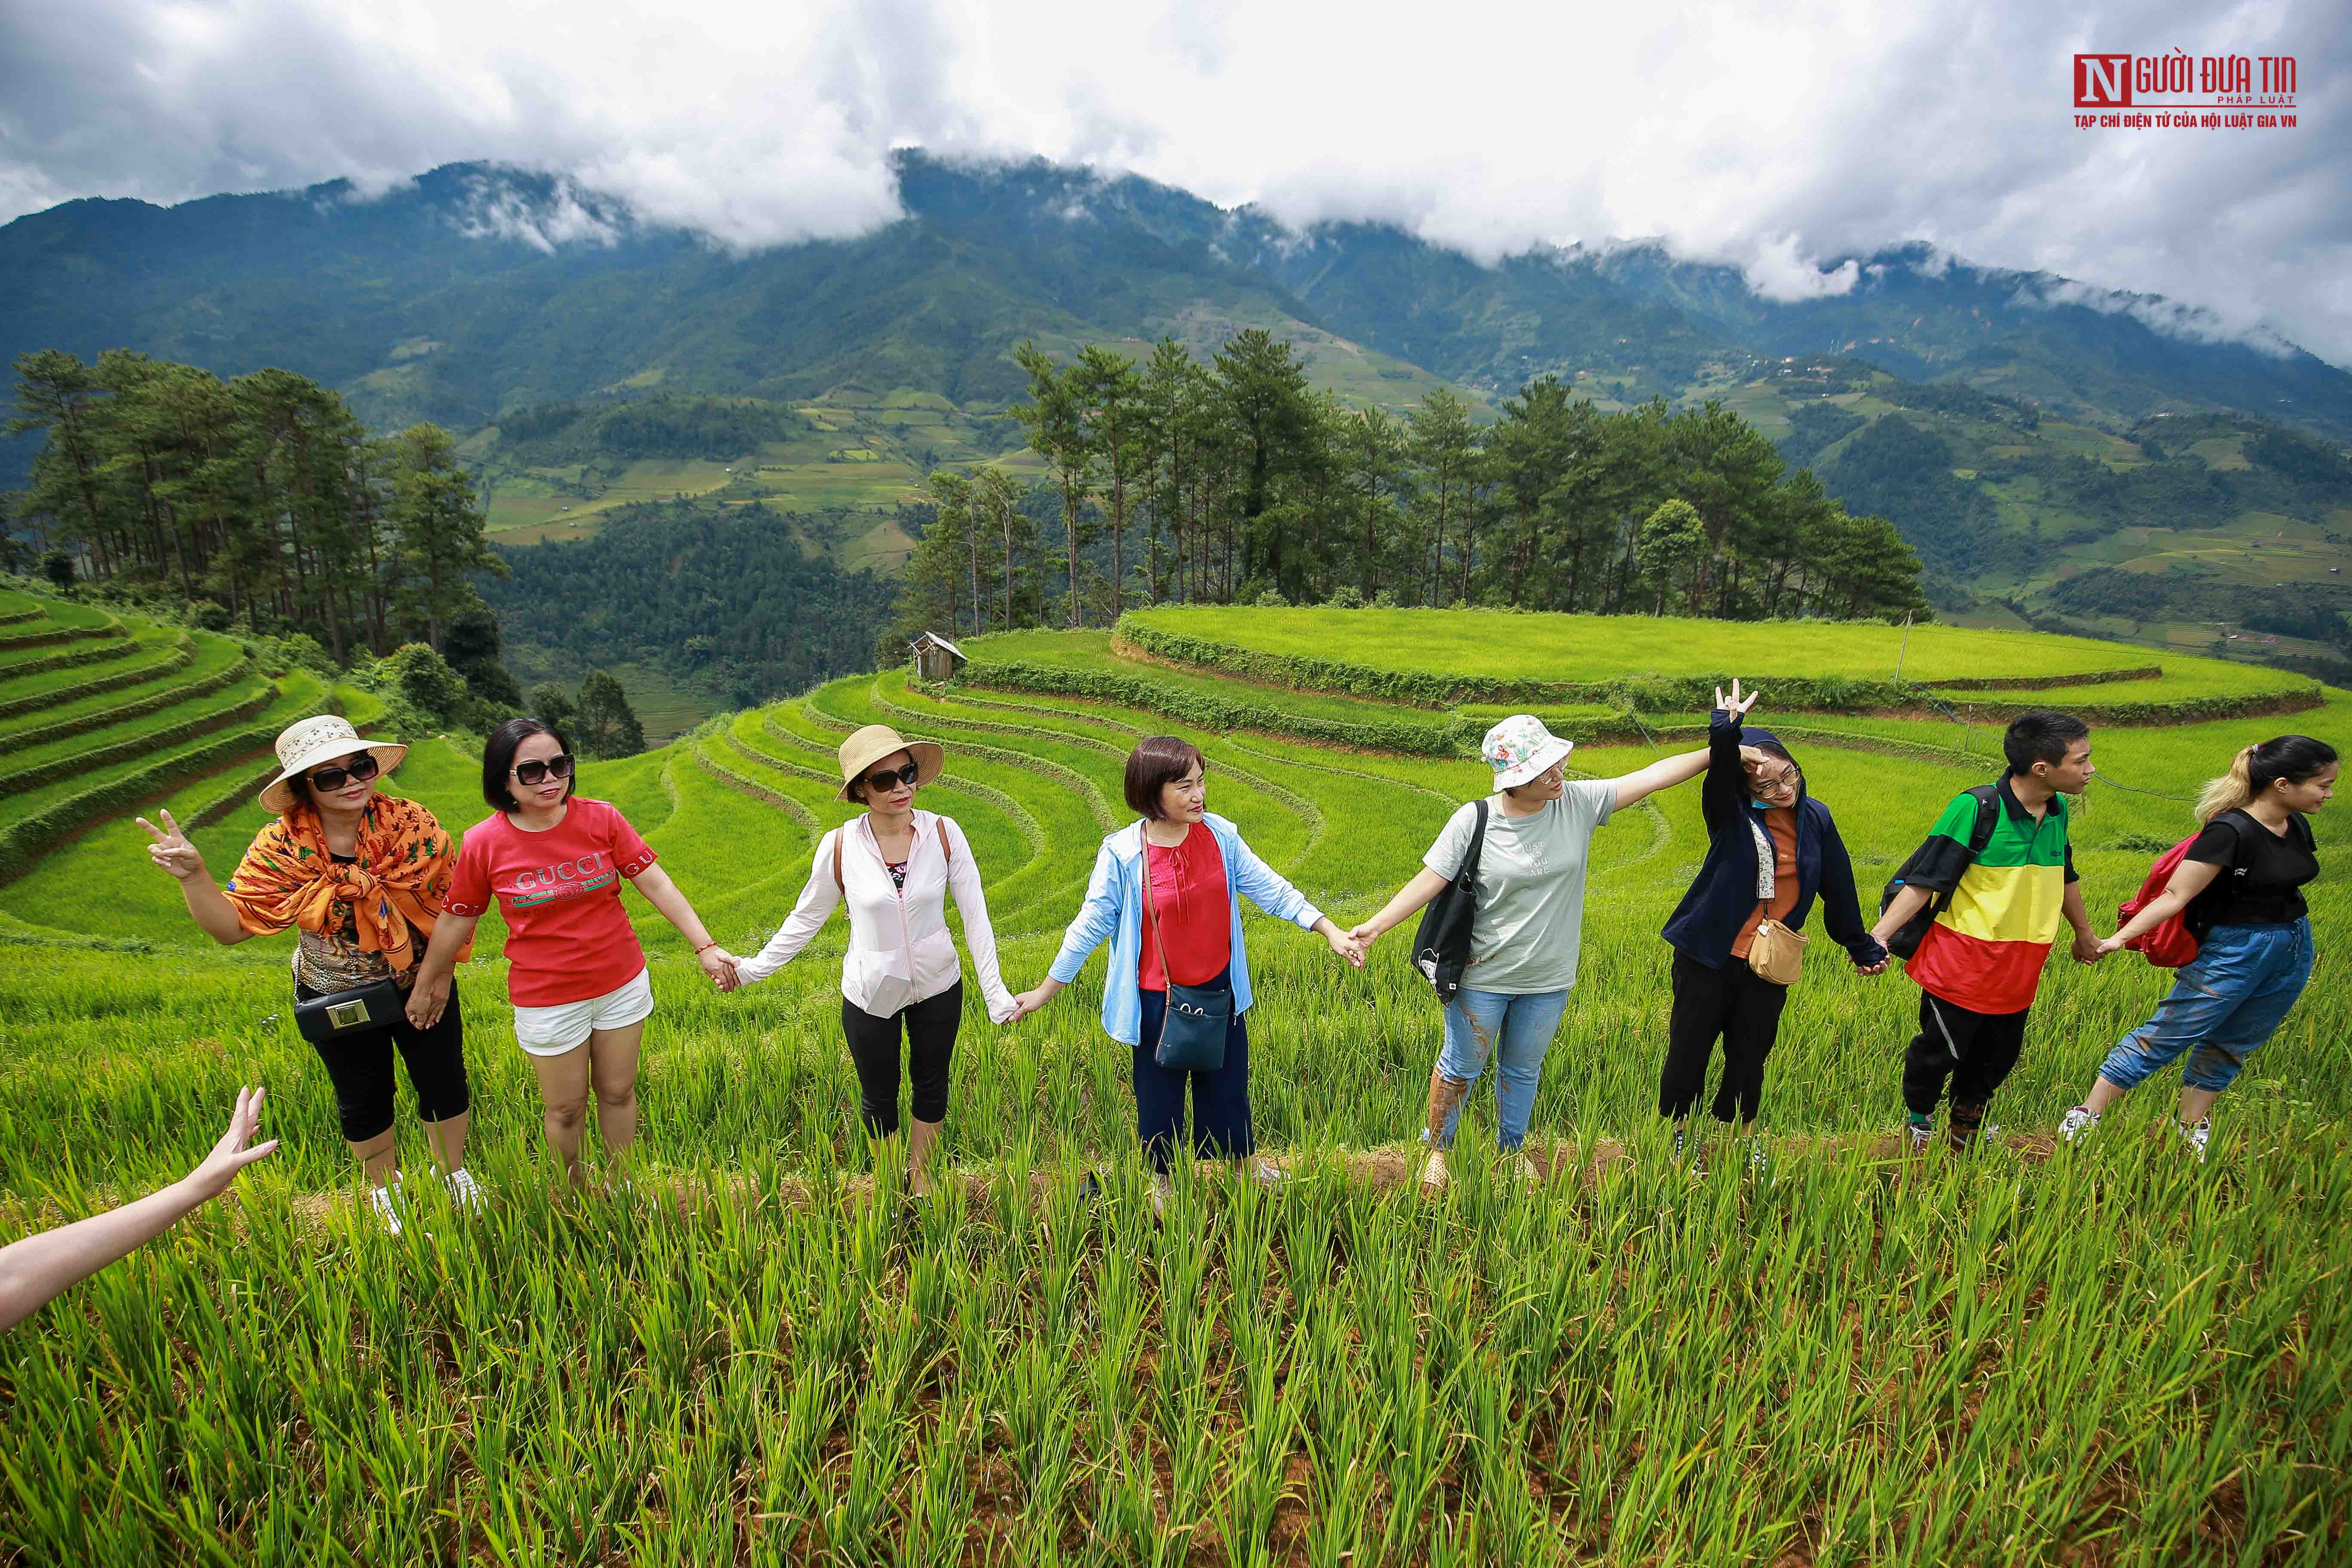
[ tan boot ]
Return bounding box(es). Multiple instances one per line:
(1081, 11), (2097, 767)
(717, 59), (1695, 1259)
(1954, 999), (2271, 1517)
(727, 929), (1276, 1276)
(907, 1117), (944, 1198)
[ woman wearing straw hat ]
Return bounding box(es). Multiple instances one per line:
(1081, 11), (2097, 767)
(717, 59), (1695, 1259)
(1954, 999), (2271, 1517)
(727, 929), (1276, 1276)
(1351, 714), (1712, 1191)
(407, 717), (742, 1191)
(732, 724), (1019, 1196)
(136, 714), (478, 1233)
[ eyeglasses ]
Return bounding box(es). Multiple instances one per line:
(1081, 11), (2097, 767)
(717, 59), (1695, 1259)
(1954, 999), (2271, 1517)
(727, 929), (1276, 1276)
(511, 753), (576, 787)
(1752, 765), (1801, 795)
(864, 761), (921, 794)
(306, 754), (380, 792)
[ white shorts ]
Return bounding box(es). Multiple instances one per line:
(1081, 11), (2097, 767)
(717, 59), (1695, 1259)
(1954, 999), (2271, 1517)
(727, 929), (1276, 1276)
(513, 967), (654, 1057)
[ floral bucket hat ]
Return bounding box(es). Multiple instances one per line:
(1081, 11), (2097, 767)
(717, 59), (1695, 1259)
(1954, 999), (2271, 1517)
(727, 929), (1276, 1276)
(1481, 714), (1574, 790)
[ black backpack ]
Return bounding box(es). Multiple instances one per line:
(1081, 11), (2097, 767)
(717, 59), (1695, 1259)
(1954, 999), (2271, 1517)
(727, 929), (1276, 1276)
(1412, 799), (1489, 999)
(1878, 785), (2001, 960)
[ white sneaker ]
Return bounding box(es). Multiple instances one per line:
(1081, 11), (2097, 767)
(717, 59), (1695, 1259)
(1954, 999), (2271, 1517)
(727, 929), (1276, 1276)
(367, 1182), (403, 1236)
(1747, 1140), (1769, 1176)
(2058, 1106), (2100, 1143)
(1247, 1158), (1291, 1188)
(2178, 1117), (2210, 1163)
(1504, 1152), (1544, 1187)
(441, 1167), (486, 1212)
(1420, 1148), (1452, 1194)
(1149, 1172), (1172, 1216)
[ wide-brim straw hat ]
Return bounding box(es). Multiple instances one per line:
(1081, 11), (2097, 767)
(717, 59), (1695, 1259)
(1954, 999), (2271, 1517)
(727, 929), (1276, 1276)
(258, 715), (407, 815)
(836, 724), (945, 802)
(1482, 714), (1574, 790)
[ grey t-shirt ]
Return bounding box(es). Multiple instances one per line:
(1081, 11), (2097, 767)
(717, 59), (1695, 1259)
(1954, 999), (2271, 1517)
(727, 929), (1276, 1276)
(1422, 782), (1616, 994)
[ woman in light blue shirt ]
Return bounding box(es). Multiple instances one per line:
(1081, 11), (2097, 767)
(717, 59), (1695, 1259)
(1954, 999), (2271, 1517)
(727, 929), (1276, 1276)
(1013, 736), (1363, 1197)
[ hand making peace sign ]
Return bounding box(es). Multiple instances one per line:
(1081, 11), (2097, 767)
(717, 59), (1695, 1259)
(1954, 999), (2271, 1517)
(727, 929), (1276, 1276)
(1713, 677), (1761, 718)
(137, 807), (207, 882)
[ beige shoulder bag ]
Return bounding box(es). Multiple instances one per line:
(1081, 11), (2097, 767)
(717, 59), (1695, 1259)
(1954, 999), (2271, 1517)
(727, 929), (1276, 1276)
(1743, 814), (1806, 985)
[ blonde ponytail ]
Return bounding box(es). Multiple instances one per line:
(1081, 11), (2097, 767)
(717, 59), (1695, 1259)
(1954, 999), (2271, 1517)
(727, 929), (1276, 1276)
(2194, 744), (2260, 824)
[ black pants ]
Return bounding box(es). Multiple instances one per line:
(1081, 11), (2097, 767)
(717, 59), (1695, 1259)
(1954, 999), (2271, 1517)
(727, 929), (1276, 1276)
(298, 977), (470, 1143)
(1659, 951), (1791, 1124)
(1901, 990), (2030, 1125)
(1135, 970), (1253, 1173)
(841, 980), (963, 1137)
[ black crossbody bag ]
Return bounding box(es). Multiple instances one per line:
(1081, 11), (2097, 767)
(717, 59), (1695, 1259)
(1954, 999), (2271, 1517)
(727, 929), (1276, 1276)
(1142, 838), (1232, 1072)
(294, 977), (408, 1044)
(1412, 799), (1490, 1000)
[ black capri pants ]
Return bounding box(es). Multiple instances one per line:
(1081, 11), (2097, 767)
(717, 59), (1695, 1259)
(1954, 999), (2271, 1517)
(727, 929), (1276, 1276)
(294, 976), (472, 1143)
(841, 979), (963, 1137)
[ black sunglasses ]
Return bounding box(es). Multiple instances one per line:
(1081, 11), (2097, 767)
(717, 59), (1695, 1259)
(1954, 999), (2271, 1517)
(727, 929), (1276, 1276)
(306, 754), (380, 792)
(863, 760), (920, 794)
(511, 753), (576, 787)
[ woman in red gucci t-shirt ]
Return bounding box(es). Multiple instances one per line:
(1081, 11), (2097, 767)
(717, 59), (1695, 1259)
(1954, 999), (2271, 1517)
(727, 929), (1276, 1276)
(407, 718), (741, 1187)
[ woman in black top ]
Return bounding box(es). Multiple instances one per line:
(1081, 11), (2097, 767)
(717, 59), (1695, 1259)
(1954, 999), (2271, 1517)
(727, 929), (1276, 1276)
(2060, 735), (2337, 1157)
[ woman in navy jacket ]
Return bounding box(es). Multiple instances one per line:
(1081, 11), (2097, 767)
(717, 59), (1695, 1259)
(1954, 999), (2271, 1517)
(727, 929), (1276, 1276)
(1657, 682), (1886, 1144)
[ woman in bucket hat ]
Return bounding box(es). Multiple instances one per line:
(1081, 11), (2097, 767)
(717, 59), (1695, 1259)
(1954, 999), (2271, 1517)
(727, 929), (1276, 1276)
(136, 714), (478, 1233)
(1351, 714), (1712, 1191)
(407, 717), (742, 1191)
(731, 725), (1018, 1196)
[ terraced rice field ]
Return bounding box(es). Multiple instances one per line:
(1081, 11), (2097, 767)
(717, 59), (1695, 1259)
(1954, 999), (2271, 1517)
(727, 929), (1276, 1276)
(2, 603), (2347, 1563)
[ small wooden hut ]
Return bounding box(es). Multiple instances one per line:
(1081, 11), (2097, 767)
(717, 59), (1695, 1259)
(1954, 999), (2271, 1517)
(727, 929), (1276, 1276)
(910, 631), (968, 683)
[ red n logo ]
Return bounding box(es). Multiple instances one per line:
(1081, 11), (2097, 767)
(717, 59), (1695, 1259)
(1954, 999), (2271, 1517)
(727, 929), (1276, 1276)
(2075, 54), (2132, 107)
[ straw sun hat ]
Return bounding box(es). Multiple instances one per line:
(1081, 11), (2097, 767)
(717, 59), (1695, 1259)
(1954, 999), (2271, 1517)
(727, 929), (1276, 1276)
(835, 724), (944, 802)
(257, 715), (408, 815)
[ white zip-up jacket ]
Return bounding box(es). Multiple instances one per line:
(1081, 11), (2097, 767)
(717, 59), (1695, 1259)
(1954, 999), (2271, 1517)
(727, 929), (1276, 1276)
(735, 809), (1018, 1023)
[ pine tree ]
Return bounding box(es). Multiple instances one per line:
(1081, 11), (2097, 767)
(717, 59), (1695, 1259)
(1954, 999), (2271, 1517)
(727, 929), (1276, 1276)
(573, 671), (645, 759)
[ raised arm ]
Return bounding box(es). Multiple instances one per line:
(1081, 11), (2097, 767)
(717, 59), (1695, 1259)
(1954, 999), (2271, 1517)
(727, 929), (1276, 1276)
(0, 1087), (278, 1332)
(1612, 747), (1711, 812)
(138, 809), (250, 946)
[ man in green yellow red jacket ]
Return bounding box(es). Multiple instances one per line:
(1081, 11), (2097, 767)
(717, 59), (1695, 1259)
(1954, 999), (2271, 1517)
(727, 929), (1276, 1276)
(1872, 710), (2107, 1151)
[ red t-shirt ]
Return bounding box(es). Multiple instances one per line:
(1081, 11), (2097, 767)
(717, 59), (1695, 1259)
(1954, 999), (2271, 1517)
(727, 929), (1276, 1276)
(446, 798), (657, 1007)
(1137, 821), (1232, 991)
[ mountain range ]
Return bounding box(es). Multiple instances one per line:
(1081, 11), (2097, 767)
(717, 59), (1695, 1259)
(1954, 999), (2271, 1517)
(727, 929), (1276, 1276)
(5, 149), (2349, 677)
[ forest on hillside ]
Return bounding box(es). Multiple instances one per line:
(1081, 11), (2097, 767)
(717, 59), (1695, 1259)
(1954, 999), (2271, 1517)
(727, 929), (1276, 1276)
(895, 331), (1929, 643)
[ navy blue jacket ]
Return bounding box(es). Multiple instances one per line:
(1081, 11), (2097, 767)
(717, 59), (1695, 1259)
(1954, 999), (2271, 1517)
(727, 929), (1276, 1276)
(1660, 711), (1886, 970)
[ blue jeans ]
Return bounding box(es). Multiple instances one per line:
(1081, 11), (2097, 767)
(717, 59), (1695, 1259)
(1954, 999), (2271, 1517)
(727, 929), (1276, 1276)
(2097, 919), (2314, 1093)
(1431, 987), (1571, 1151)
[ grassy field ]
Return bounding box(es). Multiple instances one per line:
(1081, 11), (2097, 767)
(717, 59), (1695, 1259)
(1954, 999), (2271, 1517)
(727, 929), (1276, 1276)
(1116, 606), (2308, 697)
(3, 612), (2349, 1562)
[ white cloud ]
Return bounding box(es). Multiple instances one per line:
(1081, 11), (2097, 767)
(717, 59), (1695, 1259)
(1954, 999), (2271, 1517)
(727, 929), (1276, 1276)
(1, 0), (2347, 362)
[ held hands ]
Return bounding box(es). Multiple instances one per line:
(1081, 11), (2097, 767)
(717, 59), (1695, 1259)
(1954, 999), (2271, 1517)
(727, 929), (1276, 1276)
(1714, 678), (1762, 719)
(1007, 986), (1053, 1022)
(1324, 925), (1367, 969)
(187, 1086), (280, 1201)
(698, 946), (743, 992)
(1853, 958), (1889, 977)
(404, 969), (452, 1030)
(1348, 920), (1383, 950)
(138, 808), (206, 881)
(2073, 929), (2111, 965)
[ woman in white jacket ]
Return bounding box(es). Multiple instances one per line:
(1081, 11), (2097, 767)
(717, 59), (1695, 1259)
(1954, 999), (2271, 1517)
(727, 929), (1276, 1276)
(733, 725), (1017, 1194)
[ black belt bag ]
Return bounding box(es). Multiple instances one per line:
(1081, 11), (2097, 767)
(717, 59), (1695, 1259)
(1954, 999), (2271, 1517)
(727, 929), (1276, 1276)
(294, 978), (408, 1044)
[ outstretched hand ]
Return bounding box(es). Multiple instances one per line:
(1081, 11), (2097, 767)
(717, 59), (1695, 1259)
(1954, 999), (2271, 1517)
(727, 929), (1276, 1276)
(137, 808), (205, 881)
(1714, 678), (1761, 719)
(188, 1086), (280, 1200)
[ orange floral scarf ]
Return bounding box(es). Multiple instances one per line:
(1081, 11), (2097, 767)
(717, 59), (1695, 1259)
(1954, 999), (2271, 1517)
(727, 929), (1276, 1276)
(223, 794), (470, 971)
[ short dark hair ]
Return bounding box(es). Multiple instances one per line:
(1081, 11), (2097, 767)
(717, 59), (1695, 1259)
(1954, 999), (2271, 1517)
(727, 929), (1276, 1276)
(2003, 710), (2090, 774)
(1124, 736), (1204, 818)
(484, 716), (576, 812)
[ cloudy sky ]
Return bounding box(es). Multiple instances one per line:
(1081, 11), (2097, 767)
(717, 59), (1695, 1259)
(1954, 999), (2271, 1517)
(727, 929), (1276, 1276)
(3, 0), (2347, 363)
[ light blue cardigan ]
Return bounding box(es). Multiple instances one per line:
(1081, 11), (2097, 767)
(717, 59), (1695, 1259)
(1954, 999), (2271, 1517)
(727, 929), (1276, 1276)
(1047, 813), (1325, 1046)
